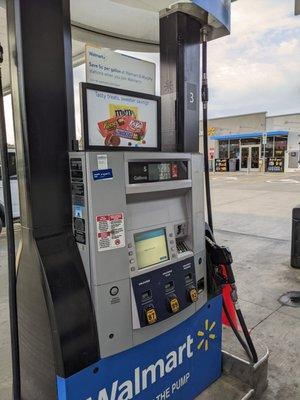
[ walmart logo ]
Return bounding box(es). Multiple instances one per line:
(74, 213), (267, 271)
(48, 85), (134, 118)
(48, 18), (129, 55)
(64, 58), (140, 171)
(197, 319), (217, 351)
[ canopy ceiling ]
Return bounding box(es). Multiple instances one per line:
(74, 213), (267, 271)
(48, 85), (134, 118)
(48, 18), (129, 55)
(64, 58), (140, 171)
(0, 0), (234, 92)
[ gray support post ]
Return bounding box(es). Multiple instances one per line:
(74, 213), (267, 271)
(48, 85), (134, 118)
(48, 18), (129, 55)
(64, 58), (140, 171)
(160, 9), (202, 152)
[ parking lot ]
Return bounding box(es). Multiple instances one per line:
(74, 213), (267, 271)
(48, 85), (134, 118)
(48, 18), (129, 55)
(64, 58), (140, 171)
(212, 172), (300, 399)
(1, 172), (300, 399)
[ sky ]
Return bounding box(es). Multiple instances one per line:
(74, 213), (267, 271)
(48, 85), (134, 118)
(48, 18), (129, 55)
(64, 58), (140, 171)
(5, 0), (300, 143)
(208, 0), (300, 118)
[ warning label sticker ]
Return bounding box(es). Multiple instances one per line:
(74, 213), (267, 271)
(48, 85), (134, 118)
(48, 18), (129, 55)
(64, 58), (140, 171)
(96, 213), (125, 252)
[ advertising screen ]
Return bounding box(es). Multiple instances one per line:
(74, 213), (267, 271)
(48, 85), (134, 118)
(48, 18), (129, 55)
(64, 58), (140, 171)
(81, 83), (160, 150)
(134, 228), (169, 270)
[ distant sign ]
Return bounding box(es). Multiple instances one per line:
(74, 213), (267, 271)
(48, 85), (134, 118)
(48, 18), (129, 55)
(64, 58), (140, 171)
(208, 127), (217, 136)
(85, 46), (156, 95)
(262, 133), (267, 145)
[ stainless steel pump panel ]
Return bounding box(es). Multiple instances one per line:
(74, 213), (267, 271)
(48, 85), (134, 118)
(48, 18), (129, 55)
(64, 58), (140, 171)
(69, 151), (206, 358)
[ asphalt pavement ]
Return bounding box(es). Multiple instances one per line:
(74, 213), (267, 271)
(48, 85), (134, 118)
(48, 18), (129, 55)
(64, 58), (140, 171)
(0, 172), (300, 399)
(211, 172), (300, 400)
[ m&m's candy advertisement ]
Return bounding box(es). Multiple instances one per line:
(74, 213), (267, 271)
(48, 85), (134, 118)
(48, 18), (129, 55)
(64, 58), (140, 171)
(86, 88), (159, 149)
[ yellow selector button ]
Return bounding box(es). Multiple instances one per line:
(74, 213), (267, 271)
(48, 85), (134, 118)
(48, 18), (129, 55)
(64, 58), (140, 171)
(189, 288), (198, 303)
(145, 308), (157, 325)
(169, 297), (180, 313)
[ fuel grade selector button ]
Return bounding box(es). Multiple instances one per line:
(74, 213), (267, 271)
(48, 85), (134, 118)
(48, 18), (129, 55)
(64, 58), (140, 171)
(169, 296), (180, 313)
(188, 287), (198, 303)
(145, 307), (157, 325)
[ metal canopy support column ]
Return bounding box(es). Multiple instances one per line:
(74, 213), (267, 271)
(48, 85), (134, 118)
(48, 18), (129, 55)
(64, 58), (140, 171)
(160, 9), (203, 152)
(6, 0), (99, 398)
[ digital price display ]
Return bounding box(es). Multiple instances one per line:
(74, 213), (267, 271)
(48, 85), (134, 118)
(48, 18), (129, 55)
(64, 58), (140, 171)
(128, 160), (188, 184)
(148, 163), (171, 181)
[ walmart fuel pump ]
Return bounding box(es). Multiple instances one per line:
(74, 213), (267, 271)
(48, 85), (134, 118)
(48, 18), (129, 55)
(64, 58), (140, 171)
(5, 1), (233, 399)
(69, 151), (207, 353)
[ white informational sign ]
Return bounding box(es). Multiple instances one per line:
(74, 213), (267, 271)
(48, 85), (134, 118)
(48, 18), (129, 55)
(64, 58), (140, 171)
(262, 133), (267, 145)
(85, 87), (158, 149)
(96, 213), (125, 252)
(97, 154), (108, 170)
(86, 46), (156, 95)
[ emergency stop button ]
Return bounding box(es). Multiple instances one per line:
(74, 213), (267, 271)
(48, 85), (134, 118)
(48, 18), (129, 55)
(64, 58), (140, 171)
(169, 297), (180, 313)
(145, 307), (157, 325)
(189, 287), (198, 303)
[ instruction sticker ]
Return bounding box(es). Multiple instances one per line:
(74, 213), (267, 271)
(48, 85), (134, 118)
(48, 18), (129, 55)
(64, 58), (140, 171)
(97, 154), (108, 170)
(96, 213), (125, 252)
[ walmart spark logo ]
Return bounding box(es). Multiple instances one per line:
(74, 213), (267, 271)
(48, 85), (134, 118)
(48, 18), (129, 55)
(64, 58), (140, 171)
(197, 319), (217, 351)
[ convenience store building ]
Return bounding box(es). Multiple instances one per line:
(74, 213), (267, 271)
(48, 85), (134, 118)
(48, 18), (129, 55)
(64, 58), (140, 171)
(205, 112), (300, 172)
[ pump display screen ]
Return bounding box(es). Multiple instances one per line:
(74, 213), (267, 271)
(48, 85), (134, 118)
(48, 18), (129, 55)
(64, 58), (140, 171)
(134, 228), (169, 269)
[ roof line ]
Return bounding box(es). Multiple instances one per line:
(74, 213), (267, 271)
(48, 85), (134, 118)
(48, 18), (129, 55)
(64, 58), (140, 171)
(267, 112), (300, 118)
(210, 130), (289, 140)
(207, 111), (267, 121)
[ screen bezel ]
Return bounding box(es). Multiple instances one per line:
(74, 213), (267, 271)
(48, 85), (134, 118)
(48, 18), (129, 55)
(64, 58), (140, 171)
(81, 82), (161, 151)
(134, 227), (170, 270)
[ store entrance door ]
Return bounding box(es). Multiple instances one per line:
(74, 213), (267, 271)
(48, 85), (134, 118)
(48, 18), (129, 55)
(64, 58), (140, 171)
(240, 145), (260, 171)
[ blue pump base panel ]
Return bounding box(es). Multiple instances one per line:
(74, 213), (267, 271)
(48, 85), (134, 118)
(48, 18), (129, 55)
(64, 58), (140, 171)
(57, 295), (222, 400)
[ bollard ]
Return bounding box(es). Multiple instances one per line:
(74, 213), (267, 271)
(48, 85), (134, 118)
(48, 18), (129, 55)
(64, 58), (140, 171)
(291, 205), (300, 268)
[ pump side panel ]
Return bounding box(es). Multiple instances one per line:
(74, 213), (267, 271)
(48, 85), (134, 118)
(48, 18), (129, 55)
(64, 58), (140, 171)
(56, 295), (222, 400)
(16, 230), (57, 400)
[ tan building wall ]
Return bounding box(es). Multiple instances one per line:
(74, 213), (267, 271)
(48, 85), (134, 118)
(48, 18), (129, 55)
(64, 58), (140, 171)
(267, 113), (300, 151)
(208, 112), (267, 136)
(200, 112), (300, 162)
(206, 112), (267, 158)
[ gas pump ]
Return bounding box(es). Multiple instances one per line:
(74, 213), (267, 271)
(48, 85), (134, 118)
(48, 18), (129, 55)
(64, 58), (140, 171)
(69, 150), (207, 353)
(65, 70), (220, 396)
(1, 1), (264, 400)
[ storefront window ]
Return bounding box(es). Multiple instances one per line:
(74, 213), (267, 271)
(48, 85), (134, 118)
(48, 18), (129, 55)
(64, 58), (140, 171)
(219, 140), (229, 159)
(264, 137), (274, 158)
(229, 140), (240, 158)
(241, 138), (260, 145)
(274, 137), (287, 157)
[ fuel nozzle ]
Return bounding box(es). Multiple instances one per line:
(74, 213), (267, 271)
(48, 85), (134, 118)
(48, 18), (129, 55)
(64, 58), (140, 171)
(209, 244), (233, 269)
(206, 237), (237, 300)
